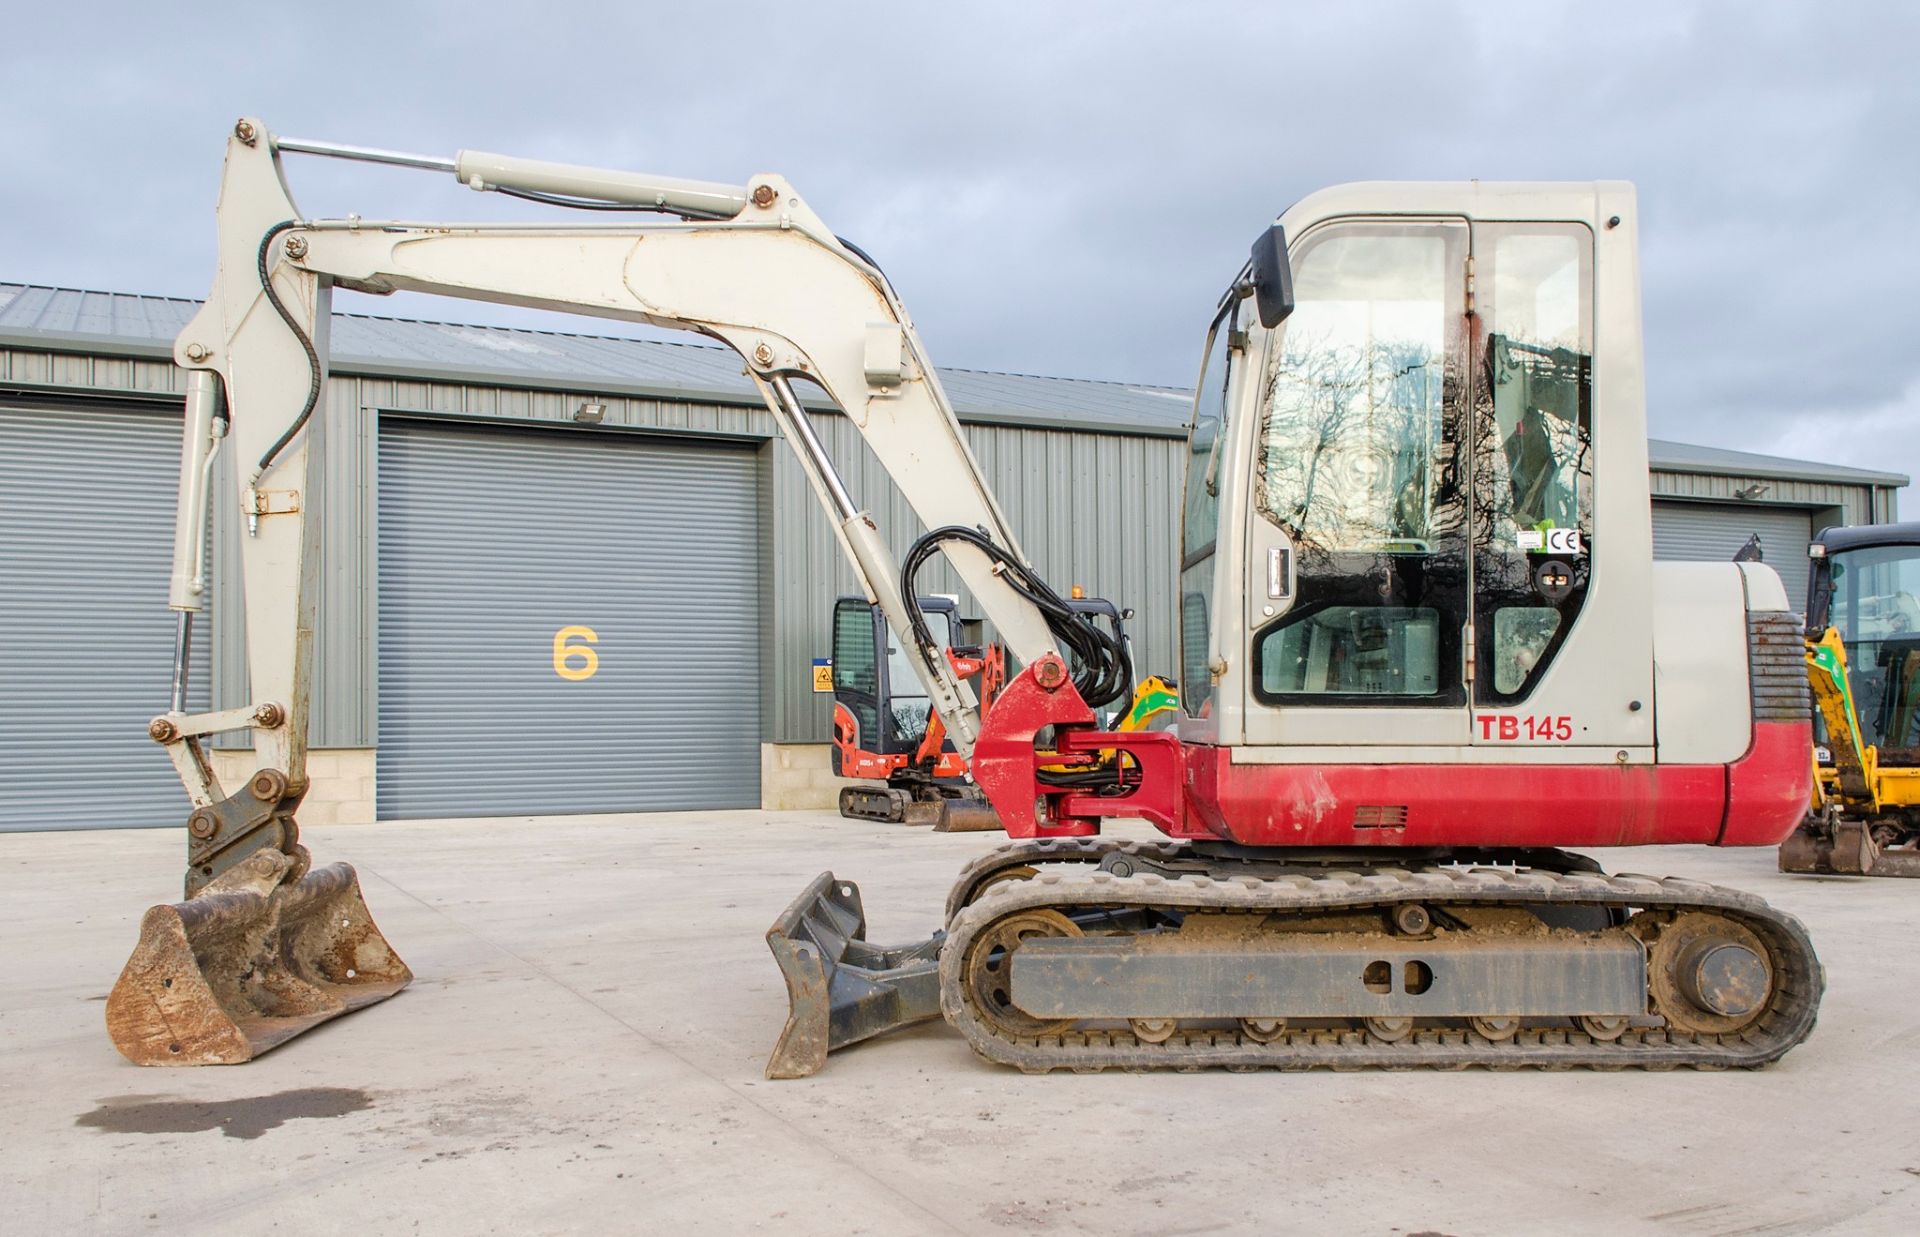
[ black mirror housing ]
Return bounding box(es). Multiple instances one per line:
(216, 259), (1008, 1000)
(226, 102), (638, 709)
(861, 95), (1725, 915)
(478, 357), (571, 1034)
(1250, 224), (1294, 328)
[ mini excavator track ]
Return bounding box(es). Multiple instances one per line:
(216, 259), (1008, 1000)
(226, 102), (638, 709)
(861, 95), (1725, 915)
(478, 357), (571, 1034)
(936, 839), (1823, 1073)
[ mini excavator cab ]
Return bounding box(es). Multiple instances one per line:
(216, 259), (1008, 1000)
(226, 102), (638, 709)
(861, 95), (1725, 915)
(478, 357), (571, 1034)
(1782, 523), (1920, 874)
(1185, 210), (1613, 766)
(1815, 532), (1920, 759)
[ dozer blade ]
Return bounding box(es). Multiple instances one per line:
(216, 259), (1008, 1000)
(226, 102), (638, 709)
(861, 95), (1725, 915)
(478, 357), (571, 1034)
(765, 871), (942, 1079)
(932, 797), (1004, 833)
(106, 861), (411, 1065)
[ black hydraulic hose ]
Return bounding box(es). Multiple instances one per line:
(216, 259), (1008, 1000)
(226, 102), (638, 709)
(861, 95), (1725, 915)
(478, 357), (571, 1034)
(253, 220), (323, 478)
(900, 525), (1133, 710)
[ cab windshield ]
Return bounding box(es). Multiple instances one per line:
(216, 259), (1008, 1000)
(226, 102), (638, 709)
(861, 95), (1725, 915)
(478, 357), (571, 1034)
(1826, 543), (1920, 756)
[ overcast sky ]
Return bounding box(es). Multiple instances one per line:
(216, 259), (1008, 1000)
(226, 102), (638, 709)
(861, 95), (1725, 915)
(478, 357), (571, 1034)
(4, 2), (1917, 488)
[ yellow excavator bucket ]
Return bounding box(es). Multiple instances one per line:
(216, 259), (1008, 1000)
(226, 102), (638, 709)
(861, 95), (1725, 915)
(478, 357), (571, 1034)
(106, 852), (410, 1066)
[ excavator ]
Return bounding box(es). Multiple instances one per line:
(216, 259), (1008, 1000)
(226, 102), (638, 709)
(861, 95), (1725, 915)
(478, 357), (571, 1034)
(1779, 522), (1920, 875)
(831, 593), (1007, 828)
(110, 118), (1823, 1077)
(830, 592), (1174, 829)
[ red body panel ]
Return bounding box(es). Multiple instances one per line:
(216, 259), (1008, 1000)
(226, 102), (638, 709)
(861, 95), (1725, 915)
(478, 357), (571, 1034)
(1717, 720), (1817, 846)
(972, 658), (1813, 850)
(831, 702), (967, 780)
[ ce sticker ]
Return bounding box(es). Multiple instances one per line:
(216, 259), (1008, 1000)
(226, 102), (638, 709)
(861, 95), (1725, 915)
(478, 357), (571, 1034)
(1544, 527), (1583, 555)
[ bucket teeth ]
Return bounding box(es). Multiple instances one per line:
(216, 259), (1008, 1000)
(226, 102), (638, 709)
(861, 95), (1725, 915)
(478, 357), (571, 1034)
(106, 862), (411, 1066)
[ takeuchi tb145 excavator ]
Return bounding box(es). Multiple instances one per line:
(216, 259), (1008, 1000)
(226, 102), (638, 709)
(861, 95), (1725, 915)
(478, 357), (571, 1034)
(110, 118), (1822, 1075)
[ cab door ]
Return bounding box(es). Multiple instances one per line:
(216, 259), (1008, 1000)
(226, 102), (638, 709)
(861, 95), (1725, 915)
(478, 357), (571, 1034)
(1464, 223), (1600, 745)
(1239, 217), (1475, 748)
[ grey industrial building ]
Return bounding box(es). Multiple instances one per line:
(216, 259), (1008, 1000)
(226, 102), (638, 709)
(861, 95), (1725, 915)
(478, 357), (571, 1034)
(0, 283), (1905, 832)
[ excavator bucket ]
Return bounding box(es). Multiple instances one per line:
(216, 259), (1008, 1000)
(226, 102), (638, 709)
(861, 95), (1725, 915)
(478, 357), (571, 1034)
(1780, 819), (1920, 877)
(933, 796), (1004, 832)
(106, 860), (411, 1065)
(764, 871), (943, 1078)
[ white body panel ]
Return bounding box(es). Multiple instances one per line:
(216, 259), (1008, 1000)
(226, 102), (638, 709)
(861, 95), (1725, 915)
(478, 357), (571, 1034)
(1650, 562), (1753, 764)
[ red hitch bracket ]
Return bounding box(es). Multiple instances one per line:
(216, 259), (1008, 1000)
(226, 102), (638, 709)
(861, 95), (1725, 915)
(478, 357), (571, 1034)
(970, 656), (1185, 838)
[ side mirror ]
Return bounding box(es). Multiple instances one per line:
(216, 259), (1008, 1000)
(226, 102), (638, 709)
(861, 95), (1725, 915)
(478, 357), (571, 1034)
(1249, 224), (1294, 328)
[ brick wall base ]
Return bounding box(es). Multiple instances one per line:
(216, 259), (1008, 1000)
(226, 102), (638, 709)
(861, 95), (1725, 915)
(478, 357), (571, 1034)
(207, 748), (377, 824)
(760, 743), (858, 810)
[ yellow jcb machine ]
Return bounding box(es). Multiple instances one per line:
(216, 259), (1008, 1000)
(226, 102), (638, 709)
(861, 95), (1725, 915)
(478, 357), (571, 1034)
(1781, 522), (1920, 875)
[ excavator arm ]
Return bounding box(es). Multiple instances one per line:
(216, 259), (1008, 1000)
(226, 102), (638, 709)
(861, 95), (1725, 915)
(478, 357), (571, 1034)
(111, 117), (1100, 1066)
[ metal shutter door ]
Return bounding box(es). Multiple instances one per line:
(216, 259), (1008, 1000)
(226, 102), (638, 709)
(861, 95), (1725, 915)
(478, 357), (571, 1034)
(1, 402), (209, 831)
(377, 420), (761, 817)
(1652, 501), (1813, 611)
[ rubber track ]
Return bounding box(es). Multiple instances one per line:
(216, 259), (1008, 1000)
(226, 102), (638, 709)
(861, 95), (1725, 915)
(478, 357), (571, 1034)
(943, 836), (1189, 922)
(938, 863), (1824, 1072)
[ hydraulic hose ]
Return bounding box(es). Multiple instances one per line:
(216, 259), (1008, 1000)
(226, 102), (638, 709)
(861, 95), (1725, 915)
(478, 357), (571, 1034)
(252, 220), (323, 479)
(900, 525), (1132, 710)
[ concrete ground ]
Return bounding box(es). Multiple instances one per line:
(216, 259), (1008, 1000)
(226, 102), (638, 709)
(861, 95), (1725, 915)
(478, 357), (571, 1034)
(5, 811), (1919, 1237)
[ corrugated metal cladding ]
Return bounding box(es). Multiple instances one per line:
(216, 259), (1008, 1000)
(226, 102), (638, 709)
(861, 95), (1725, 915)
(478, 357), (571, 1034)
(1652, 501), (1815, 610)
(375, 418), (762, 817)
(191, 363), (1184, 749)
(766, 408), (1186, 740)
(1, 292), (1907, 821)
(0, 400), (208, 831)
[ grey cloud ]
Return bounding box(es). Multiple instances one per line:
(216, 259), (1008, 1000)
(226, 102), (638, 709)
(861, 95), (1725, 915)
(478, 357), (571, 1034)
(3, 1), (1915, 484)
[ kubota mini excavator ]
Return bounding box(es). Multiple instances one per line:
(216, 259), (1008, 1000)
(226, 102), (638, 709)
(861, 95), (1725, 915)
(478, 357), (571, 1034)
(114, 120), (1822, 1078)
(830, 593), (1170, 830)
(1780, 522), (1920, 875)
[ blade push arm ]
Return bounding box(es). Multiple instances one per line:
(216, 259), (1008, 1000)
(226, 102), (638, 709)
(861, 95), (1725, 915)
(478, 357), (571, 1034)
(158, 119), (1063, 857)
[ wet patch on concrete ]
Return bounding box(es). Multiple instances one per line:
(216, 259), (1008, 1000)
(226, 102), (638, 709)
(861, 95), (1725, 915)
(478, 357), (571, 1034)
(77, 1088), (374, 1140)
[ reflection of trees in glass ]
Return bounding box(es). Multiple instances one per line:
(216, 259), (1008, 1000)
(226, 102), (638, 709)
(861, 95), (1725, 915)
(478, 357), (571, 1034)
(1476, 335), (1591, 541)
(1257, 325), (1446, 554)
(1468, 329), (1594, 702)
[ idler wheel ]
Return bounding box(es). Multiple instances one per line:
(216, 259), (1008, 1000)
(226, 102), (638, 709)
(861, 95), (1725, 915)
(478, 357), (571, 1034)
(1649, 913), (1774, 1035)
(962, 908), (1082, 1037)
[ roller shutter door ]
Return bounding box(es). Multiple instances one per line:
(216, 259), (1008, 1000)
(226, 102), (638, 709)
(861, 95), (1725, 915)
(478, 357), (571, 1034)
(377, 419), (761, 817)
(0, 401), (209, 831)
(1651, 501), (1813, 612)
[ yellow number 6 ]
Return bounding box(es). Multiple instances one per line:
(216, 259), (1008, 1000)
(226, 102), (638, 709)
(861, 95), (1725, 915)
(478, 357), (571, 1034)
(553, 625), (599, 681)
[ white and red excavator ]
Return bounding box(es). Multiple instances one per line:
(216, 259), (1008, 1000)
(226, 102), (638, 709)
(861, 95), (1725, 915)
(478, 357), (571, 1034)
(107, 119), (1820, 1076)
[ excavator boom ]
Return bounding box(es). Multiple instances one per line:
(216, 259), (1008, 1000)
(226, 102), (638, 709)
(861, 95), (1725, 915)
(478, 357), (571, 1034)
(111, 118), (1091, 1065)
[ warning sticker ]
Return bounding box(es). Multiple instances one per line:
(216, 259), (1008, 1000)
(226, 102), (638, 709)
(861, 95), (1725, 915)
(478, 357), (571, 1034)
(811, 658), (834, 692)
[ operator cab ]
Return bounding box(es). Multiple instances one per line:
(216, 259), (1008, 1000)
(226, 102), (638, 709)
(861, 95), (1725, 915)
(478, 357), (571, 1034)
(832, 595), (971, 758)
(1180, 184), (1651, 759)
(1810, 524), (1920, 764)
